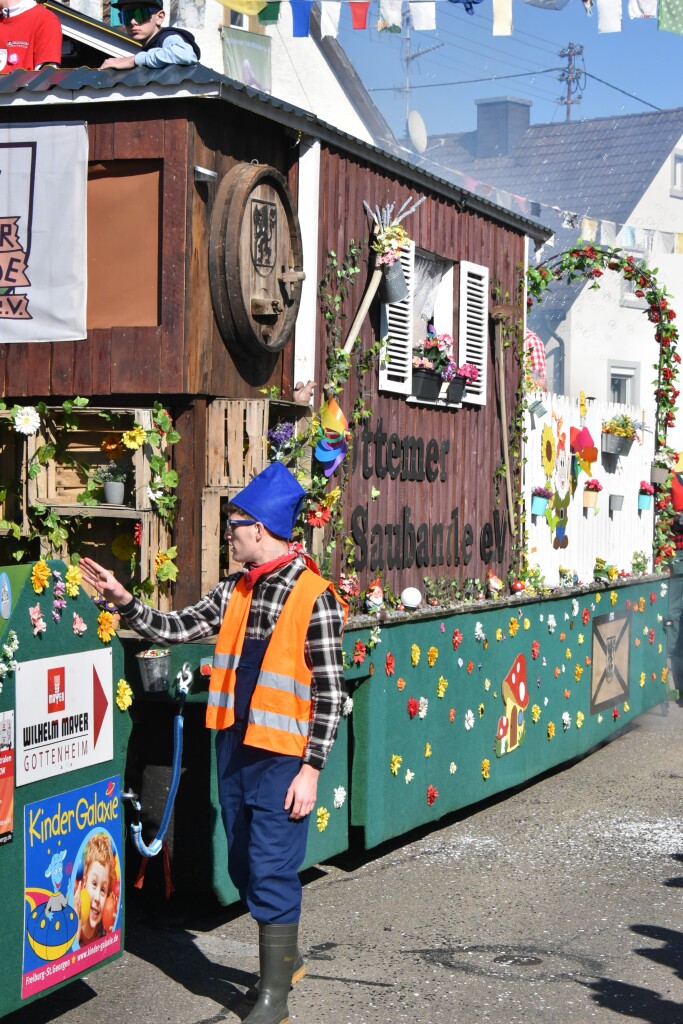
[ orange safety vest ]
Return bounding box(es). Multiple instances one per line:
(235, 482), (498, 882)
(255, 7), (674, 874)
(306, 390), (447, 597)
(206, 569), (347, 757)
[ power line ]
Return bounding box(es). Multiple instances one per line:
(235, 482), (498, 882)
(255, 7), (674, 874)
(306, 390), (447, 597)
(368, 67), (563, 91)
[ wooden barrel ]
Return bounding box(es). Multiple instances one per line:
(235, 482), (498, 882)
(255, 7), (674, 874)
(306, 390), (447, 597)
(209, 162), (305, 357)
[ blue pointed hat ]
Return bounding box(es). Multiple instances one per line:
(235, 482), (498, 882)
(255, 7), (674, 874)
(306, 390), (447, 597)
(232, 462), (306, 539)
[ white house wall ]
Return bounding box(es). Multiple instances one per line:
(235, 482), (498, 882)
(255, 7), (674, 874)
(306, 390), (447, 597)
(552, 133), (683, 453)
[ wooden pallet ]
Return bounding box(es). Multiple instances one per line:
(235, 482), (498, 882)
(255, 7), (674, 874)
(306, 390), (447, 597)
(206, 398), (312, 488)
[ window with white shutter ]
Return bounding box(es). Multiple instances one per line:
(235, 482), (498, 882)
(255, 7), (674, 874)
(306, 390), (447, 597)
(378, 242), (414, 396)
(458, 260), (489, 407)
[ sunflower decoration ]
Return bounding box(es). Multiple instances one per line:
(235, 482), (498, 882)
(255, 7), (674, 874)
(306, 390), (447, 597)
(541, 423), (557, 479)
(97, 610), (118, 644)
(112, 533), (136, 562)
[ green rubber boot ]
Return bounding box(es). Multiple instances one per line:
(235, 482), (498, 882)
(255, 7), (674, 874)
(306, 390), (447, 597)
(242, 947), (306, 1006)
(243, 923), (299, 1024)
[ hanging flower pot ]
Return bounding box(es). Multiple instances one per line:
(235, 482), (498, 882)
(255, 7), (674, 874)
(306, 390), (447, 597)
(411, 368), (441, 402)
(650, 464), (669, 485)
(638, 493), (653, 511)
(530, 494), (549, 516)
(601, 433), (634, 457)
(528, 399), (547, 417)
(446, 374), (467, 405)
(609, 494), (624, 512)
(379, 259), (408, 304)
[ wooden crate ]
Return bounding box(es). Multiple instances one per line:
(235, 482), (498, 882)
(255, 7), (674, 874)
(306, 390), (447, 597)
(27, 407), (156, 511)
(206, 399), (312, 489)
(201, 486), (238, 594)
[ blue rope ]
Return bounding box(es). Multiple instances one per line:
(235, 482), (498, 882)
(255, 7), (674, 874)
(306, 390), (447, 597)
(130, 663), (192, 860)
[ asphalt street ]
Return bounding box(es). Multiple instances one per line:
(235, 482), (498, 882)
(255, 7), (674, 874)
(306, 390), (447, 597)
(8, 698), (683, 1024)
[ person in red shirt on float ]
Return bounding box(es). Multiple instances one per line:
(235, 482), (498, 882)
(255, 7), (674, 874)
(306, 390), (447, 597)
(0, 0), (62, 72)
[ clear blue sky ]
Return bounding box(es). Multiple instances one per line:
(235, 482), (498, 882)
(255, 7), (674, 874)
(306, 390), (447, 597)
(335, 1), (681, 141)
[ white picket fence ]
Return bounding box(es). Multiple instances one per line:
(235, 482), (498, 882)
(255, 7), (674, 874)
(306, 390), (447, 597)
(523, 393), (656, 586)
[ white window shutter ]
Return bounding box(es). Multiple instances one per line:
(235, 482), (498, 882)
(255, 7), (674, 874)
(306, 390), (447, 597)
(378, 241), (415, 396)
(458, 260), (489, 406)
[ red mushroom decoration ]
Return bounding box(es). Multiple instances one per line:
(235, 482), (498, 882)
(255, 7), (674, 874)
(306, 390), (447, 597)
(511, 580), (525, 593)
(501, 654), (529, 752)
(495, 715), (509, 757)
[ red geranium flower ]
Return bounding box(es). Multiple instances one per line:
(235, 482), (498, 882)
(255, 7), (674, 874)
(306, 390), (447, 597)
(452, 628), (463, 650)
(427, 784), (439, 806)
(353, 640), (366, 666)
(307, 504), (331, 527)
(612, 707), (620, 720)
(650, 592), (657, 604)
(385, 652), (395, 676)
(649, 629), (655, 645)
(531, 640), (540, 659)
(467, 660), (474, 673)
(407, 697), (419, 719)
(133, 521), (143, 546)
(582, 608), (590, 626)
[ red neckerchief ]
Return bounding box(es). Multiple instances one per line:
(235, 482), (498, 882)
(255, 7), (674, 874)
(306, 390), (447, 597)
(242, 543), (320, 592)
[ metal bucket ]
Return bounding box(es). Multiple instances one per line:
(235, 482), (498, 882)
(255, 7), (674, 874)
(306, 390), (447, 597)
(136, 649), (171, 692)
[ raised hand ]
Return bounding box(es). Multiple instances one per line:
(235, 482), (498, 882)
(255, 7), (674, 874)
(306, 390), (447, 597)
(79, 558), (133, 608)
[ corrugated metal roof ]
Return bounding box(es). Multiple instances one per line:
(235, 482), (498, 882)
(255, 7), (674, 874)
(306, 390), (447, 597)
(0, 64), (551, 244)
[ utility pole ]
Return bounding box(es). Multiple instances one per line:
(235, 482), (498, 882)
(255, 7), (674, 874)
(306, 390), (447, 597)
(557, 42), (584, 122)
(401, 3), (443, 136)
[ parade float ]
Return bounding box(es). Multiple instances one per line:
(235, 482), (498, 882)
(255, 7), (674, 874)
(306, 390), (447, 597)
(0, 66), (678, 1012)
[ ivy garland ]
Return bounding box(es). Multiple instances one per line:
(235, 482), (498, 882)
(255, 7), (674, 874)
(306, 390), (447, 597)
(526, 244), (679, 566)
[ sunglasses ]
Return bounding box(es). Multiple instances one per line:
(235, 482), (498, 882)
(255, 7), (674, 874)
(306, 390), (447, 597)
(226, 519), (257, 530)
(119, 5), (158, 25)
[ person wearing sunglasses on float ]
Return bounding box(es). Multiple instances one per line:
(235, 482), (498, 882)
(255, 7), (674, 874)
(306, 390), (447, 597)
(100, 0), (199, 70)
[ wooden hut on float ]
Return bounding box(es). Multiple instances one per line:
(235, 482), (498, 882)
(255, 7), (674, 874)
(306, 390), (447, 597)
(0, 67), (670, 904)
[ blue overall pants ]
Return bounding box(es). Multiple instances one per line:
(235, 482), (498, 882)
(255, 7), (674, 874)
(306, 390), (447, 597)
(214, 637), (310, 924)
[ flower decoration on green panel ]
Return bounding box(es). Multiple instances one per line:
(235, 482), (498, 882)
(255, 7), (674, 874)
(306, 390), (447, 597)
(385, 652), (395, 676)
(481, 759), (491, 780)
(424, 743), (432, 758)
(418, 697), (428, 718)
(29, 603), (46, 636)
(437, 676), (448, 699)
(64, 563), (81, 598)
(452, 629), (463, 650)
(411, 644), (420, 666)
(333, 786), (346, 809)
(547, 721), (556, 740)
(405, 769), (415, 784)
(407, 697), (419, 719)
(390, 754), (402, 776)
(116, 679), (133, 712)
(527, 245), (679, 567)
(576, 711), (585, 728)
(426, 784), (439, 806)
(427, 646), (439, 667)
(31, 560), (51, 594)
(72, 613), (87, 636)
(316, 807), (330, 832)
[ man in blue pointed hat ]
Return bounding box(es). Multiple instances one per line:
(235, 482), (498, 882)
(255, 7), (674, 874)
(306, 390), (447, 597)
(81, 461), (347, 1024)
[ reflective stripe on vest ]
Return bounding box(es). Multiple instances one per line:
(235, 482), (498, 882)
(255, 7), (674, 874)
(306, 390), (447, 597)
(206, 569), (347, 757)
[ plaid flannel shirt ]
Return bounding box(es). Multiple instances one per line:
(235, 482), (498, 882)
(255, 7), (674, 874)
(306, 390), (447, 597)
(525, 327), (547, 379)
(119, 558), (345, 770)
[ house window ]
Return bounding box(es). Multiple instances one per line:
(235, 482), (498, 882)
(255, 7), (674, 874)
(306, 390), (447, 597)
(672, 151), (683, 198)
(378, 245), (488, 406)
(608, 361), (639, 405)
(620, 250), (647, 309)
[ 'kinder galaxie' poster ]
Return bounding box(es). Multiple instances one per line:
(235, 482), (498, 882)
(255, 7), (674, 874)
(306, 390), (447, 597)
(22, 777), (123, 999)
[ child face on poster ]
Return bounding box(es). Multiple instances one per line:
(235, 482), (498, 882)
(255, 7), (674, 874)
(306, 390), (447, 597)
(74, 833), (116, 944)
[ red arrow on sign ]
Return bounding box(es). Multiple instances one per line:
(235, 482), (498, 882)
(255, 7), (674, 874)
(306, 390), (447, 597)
(93, 665), (108, 748)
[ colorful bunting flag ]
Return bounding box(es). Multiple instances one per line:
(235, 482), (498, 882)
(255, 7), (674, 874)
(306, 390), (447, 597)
(258, 1), (281, 24)
(320, 0), (342, 35)
(628, 0), (657, 15)
(659, 0), (683, 30)
(350, 0), (371, 28)
(596, 0), (622, 31)
(409, 0), (436, 30)
(290, 0), (313, 36)
(378, 0), (403, 31)
(493, 0), (513, 34)
(218, 0), (266, 11)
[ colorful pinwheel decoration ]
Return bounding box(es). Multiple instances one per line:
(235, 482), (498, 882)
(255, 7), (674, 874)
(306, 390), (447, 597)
(314, 398), (350, 477)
